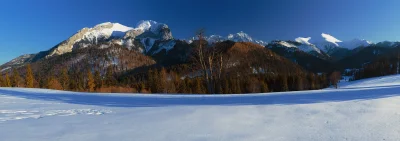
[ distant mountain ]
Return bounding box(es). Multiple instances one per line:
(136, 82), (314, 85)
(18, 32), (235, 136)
(3, 20), (400, 76)
(188, 31), (268, 46)
(267, 40), (333, 72)
(48, 20), (174, 57)
(340, 38), (373, 50)
(375, 41), (400, 48)
(311, 33), (373, 54)
(267, 39), (328, 59)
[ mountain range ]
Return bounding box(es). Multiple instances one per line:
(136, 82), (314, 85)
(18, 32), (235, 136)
(2, 20), (400, 74)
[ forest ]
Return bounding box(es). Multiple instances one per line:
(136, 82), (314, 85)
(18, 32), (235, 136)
(0, 33), (342, 94)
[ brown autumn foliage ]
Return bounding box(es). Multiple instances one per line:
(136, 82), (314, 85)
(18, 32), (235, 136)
(96, 86), (137, 93)
(47, 78), (63, 90)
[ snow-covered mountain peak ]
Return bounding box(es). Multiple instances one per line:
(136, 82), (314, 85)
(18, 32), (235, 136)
(295, 37), (312, 45)
(228, 31), (254, 42)
(339, 38), (373, 49)
(135, 20), (169, 34)
(207, 35), (226, 44)
(321, 33), (342, 47)
(44, 20), (174, 58)
(277, 41), (297, 48)
(202, 31), (267, 46)
(93, 22), (112, 27)
(136, 20), (158, 31)
(91, 22), (133, 32)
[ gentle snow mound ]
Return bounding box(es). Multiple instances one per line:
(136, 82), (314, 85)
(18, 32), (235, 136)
(340, 74), (400, 88)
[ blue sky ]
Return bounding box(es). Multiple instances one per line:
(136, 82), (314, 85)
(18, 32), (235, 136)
(1, 0), (400, 64)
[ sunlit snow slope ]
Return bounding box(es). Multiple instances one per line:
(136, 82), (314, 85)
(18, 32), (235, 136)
(1, 75), (400, 141)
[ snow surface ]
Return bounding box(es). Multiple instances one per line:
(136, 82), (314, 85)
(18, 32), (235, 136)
(2, 76), (400, 141)
(277, 41), (297, 48)
(228, 31), (254, 42)
(82, 22), (134, 43)
(295, 37), (322, 53)
(295, 37), (312, 45)
(339, 74), (400, 88)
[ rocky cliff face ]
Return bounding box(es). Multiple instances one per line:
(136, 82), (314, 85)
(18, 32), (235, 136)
(0, 20), (178, 72)
(46, 21), (174, 59)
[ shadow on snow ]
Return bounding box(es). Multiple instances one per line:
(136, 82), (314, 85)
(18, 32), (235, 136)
(0, 86), (399, 108)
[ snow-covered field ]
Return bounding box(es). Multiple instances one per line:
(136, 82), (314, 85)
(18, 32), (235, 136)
(1, 75), (400, 141)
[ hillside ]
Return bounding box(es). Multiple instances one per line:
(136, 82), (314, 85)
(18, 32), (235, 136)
(1, 75), (400, 140)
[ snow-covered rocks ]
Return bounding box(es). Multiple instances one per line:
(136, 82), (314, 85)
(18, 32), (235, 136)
(46, 21), (174, 58)
(204, 31), (268, 46)
(312, 33), (373, 53)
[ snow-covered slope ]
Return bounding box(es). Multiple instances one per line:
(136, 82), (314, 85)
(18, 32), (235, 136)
(0, 20), (176, 69)
(227, 31), (254, 42)
(0, 54), (35, 72)
(312, 33), (373, 53)
(340, 38), (373, 50)
(295, 37), (322, 53)
(267, 38), (325, 57)
(339, 74), (400, 88)
(2, 75), (400, 141)
(203, 31), (268, 46)
(375, 41), (400, 48)
(47, 20), (173, 58)
(322, 33), (342, 46)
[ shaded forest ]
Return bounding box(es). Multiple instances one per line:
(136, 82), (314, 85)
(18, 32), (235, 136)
(0, 33), (341, 94)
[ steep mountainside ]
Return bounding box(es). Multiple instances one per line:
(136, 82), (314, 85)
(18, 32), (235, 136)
(3, 20), (400, 76)
(189, 31), (268, 46)
(29, 44), (156, 77)
(335, 46), (395, 69)
(219, 41), (307, 74)
(0, 21), (175, 71)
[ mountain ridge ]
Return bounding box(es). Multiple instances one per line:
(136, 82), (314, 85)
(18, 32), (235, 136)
(1, 20), (398, 74)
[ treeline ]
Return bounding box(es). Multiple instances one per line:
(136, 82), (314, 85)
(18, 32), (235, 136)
(132, 68), (330, 94)
(0, 64), (135, 93)
(0, 63), (331, 94)
(0, 32), (337, 94)
(353, 56), (399, 80)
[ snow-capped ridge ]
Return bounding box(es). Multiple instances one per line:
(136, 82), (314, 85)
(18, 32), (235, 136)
(227, 31), (254, 42)
(339, 38), (373, 50)
(321, 33), (342, 47)
(295, 37), (312, 45)
(203, 31), (267, 46)
(277, 41), (297, 48)
(43, 20), (174, 58)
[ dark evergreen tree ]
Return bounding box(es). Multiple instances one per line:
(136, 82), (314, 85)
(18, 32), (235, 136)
(11, 68), (21, 87)
(60, 68), (69, 90)
(296, 75), (303, 91)
(105, 66), (116, 87)
(94, 70), (102, 90)
(280, 75), (289, 91)
(0, 74), (4, 87)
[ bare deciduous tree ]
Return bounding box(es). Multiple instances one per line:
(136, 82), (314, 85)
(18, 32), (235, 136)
(192, 29), (224, 94)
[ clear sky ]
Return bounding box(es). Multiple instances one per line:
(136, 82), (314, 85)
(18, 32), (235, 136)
(1, 0), (400, 64)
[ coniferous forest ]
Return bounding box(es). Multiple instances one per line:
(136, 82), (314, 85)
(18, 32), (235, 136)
(0, 34), (337, 94)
